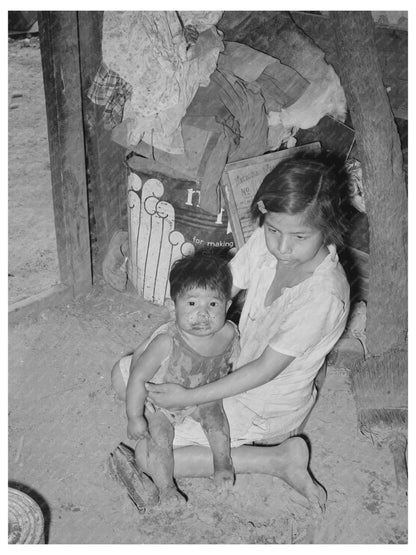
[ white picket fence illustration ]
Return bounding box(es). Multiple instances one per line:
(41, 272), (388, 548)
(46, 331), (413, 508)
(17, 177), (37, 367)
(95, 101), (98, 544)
(127, 173), (195, 305)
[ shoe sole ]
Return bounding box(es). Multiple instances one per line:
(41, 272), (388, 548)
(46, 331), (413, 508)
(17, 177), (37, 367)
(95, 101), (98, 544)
(108, 442), (159, 512)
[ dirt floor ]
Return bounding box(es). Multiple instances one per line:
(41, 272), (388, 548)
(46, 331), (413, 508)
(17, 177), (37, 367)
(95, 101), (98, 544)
(8, 35), (409, 545)
(8, 36), (59, 305)
(8, 282), (408, 544)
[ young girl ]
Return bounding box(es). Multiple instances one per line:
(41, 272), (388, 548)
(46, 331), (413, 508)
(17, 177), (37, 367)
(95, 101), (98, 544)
(144, 153), (351, 512)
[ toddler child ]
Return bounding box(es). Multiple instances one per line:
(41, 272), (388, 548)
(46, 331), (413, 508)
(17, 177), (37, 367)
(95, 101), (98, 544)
(111, 250), (240, 505)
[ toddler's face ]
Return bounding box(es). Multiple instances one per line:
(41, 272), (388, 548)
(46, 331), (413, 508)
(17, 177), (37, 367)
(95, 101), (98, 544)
(175, 287), (230, 337)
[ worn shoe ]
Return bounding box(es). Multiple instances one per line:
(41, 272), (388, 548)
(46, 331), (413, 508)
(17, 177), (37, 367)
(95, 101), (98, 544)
(102, 230), (129, 291)
(108, 443), (159, 512)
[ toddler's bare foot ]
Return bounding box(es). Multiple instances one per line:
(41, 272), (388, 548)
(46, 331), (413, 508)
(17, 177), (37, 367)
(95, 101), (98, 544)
(213, 468), (235, 493)
(135, 438), (185, 508)
(158, 486), (187, 509)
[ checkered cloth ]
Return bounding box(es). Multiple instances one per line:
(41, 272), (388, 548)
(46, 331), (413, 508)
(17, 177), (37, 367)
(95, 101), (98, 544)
(87, 63), (133, 129)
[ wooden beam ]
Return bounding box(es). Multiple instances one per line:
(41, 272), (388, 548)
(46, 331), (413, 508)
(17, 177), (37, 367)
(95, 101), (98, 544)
(329, 11), (407, 355)
(38, 11), (92, 297)
(77, 11), (128, 278)
(8, 284), (73, 326)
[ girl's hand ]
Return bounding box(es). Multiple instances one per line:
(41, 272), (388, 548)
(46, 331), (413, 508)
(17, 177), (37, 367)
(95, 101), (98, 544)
(145, 382), (191, 411)
(127, 416), (149, 441)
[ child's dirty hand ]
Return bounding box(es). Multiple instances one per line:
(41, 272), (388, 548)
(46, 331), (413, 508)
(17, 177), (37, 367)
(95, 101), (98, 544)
(127, 416), (149, 441)
(145, 382), (190, 411)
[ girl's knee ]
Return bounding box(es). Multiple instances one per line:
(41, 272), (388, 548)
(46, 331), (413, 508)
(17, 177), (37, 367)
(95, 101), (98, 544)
(111, 361), (126, 400)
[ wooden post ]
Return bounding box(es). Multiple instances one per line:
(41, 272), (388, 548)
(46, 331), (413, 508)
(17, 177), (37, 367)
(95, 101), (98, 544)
(38, 12), (92, 297)
(329, 12), (407, 355)
(77, 11), (128, 278)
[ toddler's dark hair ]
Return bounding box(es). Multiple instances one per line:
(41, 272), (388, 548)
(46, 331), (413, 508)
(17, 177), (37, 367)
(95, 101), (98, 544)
(250, 152), (352, 247)
(169, 249), (233, 302)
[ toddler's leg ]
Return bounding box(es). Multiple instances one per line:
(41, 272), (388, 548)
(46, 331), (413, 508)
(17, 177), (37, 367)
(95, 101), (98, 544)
(192, 402), (234, 491)
(135, 411), (187, 506)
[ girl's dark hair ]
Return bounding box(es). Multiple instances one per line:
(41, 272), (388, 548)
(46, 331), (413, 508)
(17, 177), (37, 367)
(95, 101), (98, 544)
(169, 249), (233, 302)
(250, 152), (352, 247)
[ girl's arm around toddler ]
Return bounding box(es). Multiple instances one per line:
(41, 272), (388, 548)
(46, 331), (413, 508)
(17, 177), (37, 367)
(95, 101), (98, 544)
(146, 345), (294, 411)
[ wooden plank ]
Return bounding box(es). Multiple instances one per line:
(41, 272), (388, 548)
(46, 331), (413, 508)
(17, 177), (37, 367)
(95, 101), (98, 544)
(220, 143), (321, 249)
(330, 11), (407, 354)
(8, 284), (73, 326)
(77, 11), (128, 277)
(38, 12), (92, 297)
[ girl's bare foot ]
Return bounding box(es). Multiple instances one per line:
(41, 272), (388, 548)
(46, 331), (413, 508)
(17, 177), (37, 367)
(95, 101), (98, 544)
(275, 437), (327, 513)
(158, 486), (187, 508)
